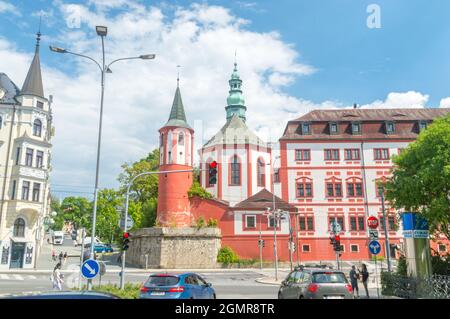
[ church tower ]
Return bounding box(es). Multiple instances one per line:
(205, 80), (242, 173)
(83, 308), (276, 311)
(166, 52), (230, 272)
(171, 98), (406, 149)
(225, 62), (246, 122)
(156, 80), (194, 227)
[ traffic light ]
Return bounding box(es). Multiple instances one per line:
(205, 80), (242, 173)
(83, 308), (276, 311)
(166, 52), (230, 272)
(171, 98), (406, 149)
(258, 239), (265, 247)
(208, 161), (218, 185)
(122, 232), (130, 251)
(333, 235), (341, 252)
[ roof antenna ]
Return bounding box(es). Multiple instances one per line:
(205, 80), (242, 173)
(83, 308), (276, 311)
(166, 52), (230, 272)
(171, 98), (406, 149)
(234, 49), (237, 70)
(353, 103), (359, 109)
(176, 65), (181, 87)
(36, 13), (42, 52)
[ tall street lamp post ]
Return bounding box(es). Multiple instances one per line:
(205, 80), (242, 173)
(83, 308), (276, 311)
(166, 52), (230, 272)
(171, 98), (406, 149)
(50, 26), (155, 290)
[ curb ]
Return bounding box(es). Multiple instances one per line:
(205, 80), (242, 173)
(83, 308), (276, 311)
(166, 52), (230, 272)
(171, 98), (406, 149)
(255, 277), (282, 286)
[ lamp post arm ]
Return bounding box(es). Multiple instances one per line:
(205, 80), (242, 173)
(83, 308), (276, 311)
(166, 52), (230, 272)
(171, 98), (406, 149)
(107, 57), (143, 70)
(63, 50), (103, 73)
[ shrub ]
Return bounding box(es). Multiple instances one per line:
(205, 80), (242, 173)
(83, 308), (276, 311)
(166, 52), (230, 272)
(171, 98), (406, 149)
(217, 246), (238, 264)
(207, 218), (218, 227)
(397, 255), (408, 276)
(75, 283), (141, 299)
(195, 216), (206, 229)
(188, 181), (213, 199)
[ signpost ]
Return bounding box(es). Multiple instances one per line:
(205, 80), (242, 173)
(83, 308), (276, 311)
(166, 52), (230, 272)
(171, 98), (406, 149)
(119, 215), (134, 231)
(369, 229), (379, 241)
(369, 240), (381, 255)
(81, 259), (100, 280)
(367, 216), (379, 229)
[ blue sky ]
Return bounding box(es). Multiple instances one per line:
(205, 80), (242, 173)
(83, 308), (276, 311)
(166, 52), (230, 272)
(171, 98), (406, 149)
(0, 0), (449, 197)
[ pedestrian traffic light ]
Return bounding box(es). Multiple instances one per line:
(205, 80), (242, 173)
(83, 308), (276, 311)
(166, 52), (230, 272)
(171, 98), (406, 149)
(208, 161), (218, 185)
(122, 232), (130, 251)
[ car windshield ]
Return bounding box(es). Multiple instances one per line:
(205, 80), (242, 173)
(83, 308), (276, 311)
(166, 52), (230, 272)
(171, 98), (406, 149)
(312, 272), (347, 284)
(145, 275), (180, 287)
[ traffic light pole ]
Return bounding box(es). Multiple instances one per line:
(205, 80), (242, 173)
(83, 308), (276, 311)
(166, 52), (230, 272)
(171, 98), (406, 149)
(380, 188), (392, 272)
(119, 168), (203, 290)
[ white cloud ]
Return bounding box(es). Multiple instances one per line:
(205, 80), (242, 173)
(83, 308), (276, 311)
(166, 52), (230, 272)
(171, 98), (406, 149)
(0, 2), (437, 194)
(360, 91), (429, 109)
(439, 97), (450, 108)
(0, 1), (20, 16)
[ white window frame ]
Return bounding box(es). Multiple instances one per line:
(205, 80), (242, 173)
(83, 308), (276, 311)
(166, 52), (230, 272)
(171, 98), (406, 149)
(438, 244), (447, 253)
(302, 244), (311, 252)
(245, 215), (256, 229)
(350, 244), (359, 253)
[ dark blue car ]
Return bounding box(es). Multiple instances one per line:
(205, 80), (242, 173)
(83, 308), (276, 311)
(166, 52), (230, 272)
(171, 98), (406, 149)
(139, 273), (216, 299)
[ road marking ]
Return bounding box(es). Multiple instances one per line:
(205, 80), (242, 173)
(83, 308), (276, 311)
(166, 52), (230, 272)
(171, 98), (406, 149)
(13, 274), (24, 281)
(27, 275), (37, 280)
(0, 274), (9, 280)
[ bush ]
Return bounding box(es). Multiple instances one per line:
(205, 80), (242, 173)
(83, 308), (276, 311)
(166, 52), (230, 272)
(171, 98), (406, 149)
(207, 218), (218, 227)
(217, 246), (238, 264)
(188, 181), (213, 199)
(397, 255), (408, 276)
(76, 283), (141, 299)
(237, 259), (258, 266)
(195, 216), (206, 229)
(431, 250), (450, 275)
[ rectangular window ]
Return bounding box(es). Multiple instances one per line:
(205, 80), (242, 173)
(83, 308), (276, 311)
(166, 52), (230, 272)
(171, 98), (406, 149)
(36, 151), (44, 168)
(274, 169), (280, 183)
(299, 217), (306, 231)
(231, 162), (241, 185)
(419, 121), (428, 131)
(296, 182), (312, 197)
(295, 149), (310, 161)
(245, 215), (256, 229)
(329, 216), (345, 231)
(302, 245), (310, 252)
(374, 148), (389, 160)
(307, 217), (314, 231)
(326, 182), (342, 197)
(36, 101), (44, 109)
(268, 216), (278, 228)
(11, 180), (16, 200)
(324, 149), (339, 160)
(32, 183), (40, 202)
(329, 122), (338, 134)
(347, 183), (355, 196)
(388, 216), (395, 231)
(351, 245), (359, 252)
(355, 183), (362, 196)
(352, 122), (361, 134)
(301, 123), (311, 135)
(347, 182), (363, 197)
(345, 149), (360, 160)
(326, 183), (334, 197)
(299, 216), (314, 231)
(25, 148), (33, 167)
(358, 217), (365, 231)
(386, 121), (395, 134)
(350, 217), (357, 231)
(22, 181), (30, 201)
(15, 147), (21, 165)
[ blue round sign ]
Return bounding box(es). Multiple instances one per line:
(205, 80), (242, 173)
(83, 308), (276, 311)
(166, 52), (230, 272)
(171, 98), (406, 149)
(81, 259), (100, 279)
(368, 240), (381, 255)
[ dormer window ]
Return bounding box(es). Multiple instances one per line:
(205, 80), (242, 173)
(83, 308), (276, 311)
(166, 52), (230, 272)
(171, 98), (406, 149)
(329, 122), (338, 135)
(386, 121), (395, 134)
(301, 122), (311, 135)
(37, 101), (44, 109)
(351, 122), (361, 135)
(419, 121), (428, 131)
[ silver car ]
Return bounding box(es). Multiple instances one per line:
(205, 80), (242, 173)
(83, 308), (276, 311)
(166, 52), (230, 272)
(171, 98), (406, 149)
(278, 268), (354, 299)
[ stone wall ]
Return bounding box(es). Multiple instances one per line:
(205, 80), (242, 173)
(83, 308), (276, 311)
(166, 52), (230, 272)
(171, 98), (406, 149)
(127, 227), (221, 269)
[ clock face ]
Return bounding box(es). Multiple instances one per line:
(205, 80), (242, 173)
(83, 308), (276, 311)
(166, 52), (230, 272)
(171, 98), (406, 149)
(0, 88), (5, 99)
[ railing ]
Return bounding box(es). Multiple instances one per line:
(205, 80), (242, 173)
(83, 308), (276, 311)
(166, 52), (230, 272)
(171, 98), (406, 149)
(381, 272), (450, 299)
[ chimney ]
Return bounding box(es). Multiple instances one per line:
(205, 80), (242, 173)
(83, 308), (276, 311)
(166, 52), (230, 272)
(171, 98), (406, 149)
(353, 103), (358, 109)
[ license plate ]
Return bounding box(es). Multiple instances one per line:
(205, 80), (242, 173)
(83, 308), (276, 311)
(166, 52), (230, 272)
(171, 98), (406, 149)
(151, 292), (165, 296)
(325, 296), (344, 299)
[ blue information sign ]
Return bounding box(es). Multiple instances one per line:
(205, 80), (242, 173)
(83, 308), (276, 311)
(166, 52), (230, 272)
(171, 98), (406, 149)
(81, 259), (100, 279)
(402, 213), (429, 238)
(368, 240), (381, 255)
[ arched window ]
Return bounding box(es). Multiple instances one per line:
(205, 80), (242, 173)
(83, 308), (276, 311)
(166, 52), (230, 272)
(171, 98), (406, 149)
(178, 132), (184, 146)
(230, 155), (241, 186)
(160, 133), (164, 147)
(33, 119), (42, 137)
(257, 158), (265, 187)
(13, 218), (25, 237)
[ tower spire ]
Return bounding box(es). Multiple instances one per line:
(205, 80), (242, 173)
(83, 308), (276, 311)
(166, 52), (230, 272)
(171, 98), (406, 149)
(225, 59), (246, 122)
(21, 27), (44, 97)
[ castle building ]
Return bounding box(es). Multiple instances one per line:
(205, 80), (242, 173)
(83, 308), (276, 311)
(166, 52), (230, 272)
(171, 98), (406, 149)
(0, 33), (53, 269)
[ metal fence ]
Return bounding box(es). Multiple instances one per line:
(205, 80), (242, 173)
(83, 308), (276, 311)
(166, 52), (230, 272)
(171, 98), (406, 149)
(381, 272), (450, 299)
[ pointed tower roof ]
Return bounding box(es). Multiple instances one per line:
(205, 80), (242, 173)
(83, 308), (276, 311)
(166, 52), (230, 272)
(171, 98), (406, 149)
(21, 32), (44, 98)
(226, 61), (246, 122)
(163, 83), (192, 129)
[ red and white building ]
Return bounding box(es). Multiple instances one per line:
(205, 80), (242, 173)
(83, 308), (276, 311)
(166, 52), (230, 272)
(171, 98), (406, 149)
(158, 62), (450, 262)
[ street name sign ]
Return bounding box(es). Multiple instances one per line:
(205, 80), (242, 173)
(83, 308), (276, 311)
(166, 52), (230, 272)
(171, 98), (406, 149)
(81, 259), (100, 279)
(368, 240), (381, 255)
(402, 213), (429, 239)
(369, 229), (379, 241)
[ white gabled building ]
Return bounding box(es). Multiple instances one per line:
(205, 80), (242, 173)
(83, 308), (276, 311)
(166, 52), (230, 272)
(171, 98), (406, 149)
(0, 32), (54, 269)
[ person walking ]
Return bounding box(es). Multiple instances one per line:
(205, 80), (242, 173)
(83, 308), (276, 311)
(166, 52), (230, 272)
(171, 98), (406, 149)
(63, 252), (68, 265)
(51, 263), (64, 291)
(349, 265), (360, 298)
(51, 249), (56, 261)
(58, 252), (63, 265)
(360, 263), (370, 298)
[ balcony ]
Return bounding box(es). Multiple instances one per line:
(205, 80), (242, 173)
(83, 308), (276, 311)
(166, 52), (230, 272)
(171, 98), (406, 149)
(11, 165), (48, 180)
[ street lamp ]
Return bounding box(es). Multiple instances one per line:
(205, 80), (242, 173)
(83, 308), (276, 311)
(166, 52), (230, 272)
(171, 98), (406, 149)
(50, 26), (155, 291)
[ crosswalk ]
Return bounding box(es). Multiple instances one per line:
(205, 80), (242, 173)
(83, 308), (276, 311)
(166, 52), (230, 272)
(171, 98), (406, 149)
(0, 274), (40, 281)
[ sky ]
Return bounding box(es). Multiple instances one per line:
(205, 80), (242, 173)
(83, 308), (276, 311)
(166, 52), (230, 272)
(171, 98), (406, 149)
(0, 0), (449, 198)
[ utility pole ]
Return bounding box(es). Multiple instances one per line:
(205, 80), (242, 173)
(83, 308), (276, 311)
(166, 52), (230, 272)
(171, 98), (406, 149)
(259, 213), (263, 270)
(379, 186), (392, 272)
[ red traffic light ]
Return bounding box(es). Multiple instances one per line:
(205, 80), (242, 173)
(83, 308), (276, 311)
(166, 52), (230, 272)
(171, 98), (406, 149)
(209, 161), (218, 169)
(123, 232), (129, 239)
(334, 235), (340, 241)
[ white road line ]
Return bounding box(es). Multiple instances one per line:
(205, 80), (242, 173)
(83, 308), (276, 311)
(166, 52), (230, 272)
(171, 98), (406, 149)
(27, 275), (37, 280)
(13, 274), (24, 281)
(0, 274), (9, 280)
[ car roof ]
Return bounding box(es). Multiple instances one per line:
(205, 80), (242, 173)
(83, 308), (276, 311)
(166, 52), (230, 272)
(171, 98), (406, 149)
(149, 272), (198, 277)
(0, 291), (120, 299)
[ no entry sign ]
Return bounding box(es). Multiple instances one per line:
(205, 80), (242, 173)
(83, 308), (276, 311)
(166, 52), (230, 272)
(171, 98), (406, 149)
(367, 216), (379, 229)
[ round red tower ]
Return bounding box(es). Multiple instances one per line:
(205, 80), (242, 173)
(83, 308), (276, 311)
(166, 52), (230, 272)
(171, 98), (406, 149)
(157, 84), (194, 227)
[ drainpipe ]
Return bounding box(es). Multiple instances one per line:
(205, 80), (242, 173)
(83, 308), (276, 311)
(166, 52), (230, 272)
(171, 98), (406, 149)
(360, 141), (371, 260)
(0, 103), (17, 230)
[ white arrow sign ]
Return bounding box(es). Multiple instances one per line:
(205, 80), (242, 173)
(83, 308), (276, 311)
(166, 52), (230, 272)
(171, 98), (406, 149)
(84, 263), (96, 275)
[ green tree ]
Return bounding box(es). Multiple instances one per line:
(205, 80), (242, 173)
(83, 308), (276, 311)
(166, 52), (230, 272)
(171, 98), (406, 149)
(385, 114), (450, 239)
(57, 196), (92, 232)
(96, 189), (123, 244)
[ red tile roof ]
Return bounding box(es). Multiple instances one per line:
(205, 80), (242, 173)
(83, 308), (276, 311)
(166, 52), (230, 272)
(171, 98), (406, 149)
(234, 188), (297, 211)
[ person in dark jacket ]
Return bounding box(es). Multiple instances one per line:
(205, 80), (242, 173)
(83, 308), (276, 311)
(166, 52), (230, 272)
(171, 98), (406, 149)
(361, 263), (370, 298)
(349, 265), (360, 298)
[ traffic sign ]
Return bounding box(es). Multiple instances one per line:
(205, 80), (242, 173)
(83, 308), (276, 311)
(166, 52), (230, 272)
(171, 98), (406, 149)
(367, 216), (379, 229)
(119, 215), (134, 231)
(368, 240), (381, 255)
(369, 229), (379, 240)
(81, 259), (100, 279)
(330, 221), (341, 233)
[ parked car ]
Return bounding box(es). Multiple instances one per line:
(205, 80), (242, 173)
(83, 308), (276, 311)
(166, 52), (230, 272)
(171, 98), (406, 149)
(139, 273), (216, 299)
(278, 267), (353, 299)
(93, 243), (113, 253)
(0, 291), (120, 299)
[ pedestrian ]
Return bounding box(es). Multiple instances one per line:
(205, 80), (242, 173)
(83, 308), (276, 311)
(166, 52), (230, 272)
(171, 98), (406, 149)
(51, 249), (56, 261)
(117, 251), (122, 264)
(349, 265), (360, 298)
(63, 252), (68, 264)
(51, 263), (64, 291)
(58, 252), (63, 264)
(47, 238), (50, 244)
(360, 263), (370, 298)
